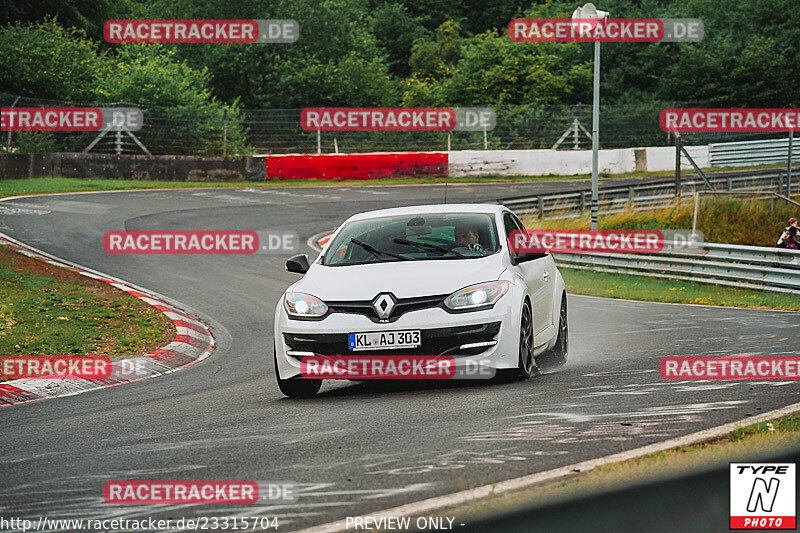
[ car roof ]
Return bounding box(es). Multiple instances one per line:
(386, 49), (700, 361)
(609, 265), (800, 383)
(346, 204), (507, 222)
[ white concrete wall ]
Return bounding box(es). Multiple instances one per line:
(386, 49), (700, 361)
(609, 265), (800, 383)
(448, 145), (710, 177)
(644, 145), (709, 172)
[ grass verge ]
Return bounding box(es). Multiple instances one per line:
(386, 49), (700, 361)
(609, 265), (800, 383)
(0, 165), (784, 199)
(522, 194), (800, 247)
(560, 267), (800, 311)
(0, 244), (175, 377)
(0, 175), (581, 199)
(431, 414), (800, 523)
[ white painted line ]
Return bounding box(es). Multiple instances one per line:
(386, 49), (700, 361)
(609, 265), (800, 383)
(295, 400), (800, 533)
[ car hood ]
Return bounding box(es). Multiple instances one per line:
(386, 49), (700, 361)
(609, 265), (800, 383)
(291, 255), (505, 300)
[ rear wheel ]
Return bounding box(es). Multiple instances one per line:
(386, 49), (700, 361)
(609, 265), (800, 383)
(274, 346), (321, 398)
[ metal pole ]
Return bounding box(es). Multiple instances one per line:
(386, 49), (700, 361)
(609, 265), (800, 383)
(316, 130), (321, 155)
(6, 95), (20, 152)
(447, 132), (451, 151)
(788, 130), (793, 197)
(483, 128), (488, 150)
(222, 109), (228, 158)
(674, 133), (681, 198)
(692, 191), (700, 241)
(590, 40), (600, 230)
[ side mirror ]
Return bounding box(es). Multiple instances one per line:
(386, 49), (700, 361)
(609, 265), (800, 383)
(286, 254), (310, 274)
(513, 252), (548, 264)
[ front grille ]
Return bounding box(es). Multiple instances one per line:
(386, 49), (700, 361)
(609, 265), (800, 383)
(327, 294), (448, 323)
(284, 322), (501, 356)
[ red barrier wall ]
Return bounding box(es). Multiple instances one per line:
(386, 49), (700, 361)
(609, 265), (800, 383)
(265, 152), (448, 180)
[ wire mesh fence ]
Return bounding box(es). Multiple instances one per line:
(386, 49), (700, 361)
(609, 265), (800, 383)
(1, 92), (794, 156)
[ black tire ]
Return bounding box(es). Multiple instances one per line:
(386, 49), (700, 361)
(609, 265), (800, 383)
(274, 346), (321, 398)
(516, 299), (538, 379)
(541, 293), (568, 371)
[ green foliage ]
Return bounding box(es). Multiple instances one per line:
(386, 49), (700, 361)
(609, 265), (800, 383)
(94, 45), (212, 107)
(4, 0), (800, 153)
(444, 32), (591, 106)
(13, 132), (57, 154)
(0, 0), (136, 41)
(368, 2), (429, 77)
(0, 18), (105, 100)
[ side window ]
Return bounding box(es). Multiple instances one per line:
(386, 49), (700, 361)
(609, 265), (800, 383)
(502, 213), (518, 240)
(511, 214), (526, 231)
(502, 213), (519, 257)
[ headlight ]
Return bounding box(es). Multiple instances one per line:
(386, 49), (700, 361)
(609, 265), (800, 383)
(444, 281), (509, 311)
(284, 292), (328, 317)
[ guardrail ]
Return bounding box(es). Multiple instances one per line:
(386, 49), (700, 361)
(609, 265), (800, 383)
(710, 137), (800, 167)
(500, 169), (798, 218)
(553, 243), (800, 295)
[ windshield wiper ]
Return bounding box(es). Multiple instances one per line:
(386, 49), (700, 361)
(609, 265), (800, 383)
(351, 239), (412, 261)
(393, 238), (465, 258)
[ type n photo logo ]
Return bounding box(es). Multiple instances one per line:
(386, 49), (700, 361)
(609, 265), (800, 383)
(730, 463), (796, 529)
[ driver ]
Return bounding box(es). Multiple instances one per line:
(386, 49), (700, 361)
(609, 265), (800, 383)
(454, 223), (483, 252)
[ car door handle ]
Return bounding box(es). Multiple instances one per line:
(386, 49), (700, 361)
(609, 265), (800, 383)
(543, 270), (550, 281)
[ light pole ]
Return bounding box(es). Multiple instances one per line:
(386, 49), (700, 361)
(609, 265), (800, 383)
(572, 3), (609, 230)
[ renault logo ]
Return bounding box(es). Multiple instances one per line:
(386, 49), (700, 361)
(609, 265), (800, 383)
(372, 293), (396, 319)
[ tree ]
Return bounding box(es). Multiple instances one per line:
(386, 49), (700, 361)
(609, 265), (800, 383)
(368, 2), (429, 77)
(0, 18), (105, 101)
(443, 30), (591, 106)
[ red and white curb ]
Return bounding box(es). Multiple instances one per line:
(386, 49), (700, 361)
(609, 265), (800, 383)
(308, 230), (335, 252)
(0, 232), (215, 407)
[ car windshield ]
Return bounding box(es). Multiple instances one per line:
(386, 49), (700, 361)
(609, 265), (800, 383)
(323, 213), (499, 266)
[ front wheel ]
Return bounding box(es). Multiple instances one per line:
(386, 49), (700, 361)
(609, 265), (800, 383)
(274, 346), (321, 398)
(514, 299), (540, 380)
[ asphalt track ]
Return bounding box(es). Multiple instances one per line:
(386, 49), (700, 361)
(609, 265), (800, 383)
(1, 180), (799, 532)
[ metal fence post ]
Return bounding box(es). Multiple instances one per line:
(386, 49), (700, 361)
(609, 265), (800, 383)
(222, 109), (228, 158)
(316, 130), (321, 155)
(788, 131), (793, 196)
(6, 95), (20, 153)
(674, 133), (681, 198)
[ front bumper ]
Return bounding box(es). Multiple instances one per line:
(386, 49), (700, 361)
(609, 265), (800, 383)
(274, 294), (522, 380)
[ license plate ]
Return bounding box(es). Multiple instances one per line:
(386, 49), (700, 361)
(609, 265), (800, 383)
(348, 330), (421, 351)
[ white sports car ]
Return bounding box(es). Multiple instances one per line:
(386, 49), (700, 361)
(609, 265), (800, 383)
(273, 204), (568, 397)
